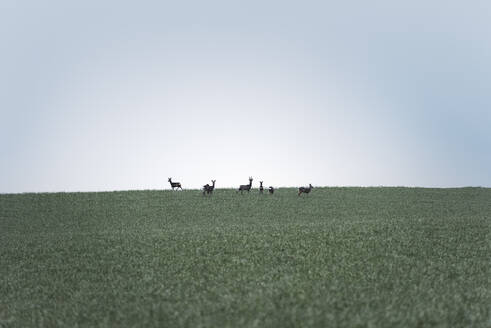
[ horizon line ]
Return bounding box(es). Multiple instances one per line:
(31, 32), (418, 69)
(1, 185), (489, 196)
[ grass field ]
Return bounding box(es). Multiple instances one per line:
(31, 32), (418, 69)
(1, 187), (490, 327)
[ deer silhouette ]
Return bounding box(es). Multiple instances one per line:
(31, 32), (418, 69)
(203, 180), (216, 195)
(269, 186), (274, 194)
(259, 181), (264, 194)
(238, 177), (253, 194)
(298, 184), (313, 196)
(168, 177), (182, 190)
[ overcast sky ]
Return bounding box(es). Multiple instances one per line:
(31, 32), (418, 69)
(1, 0), (490, 193)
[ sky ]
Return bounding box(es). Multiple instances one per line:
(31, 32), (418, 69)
(1, 0), (491, 193)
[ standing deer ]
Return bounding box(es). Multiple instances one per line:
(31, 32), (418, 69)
(238, 177), (253, 194)
(203, 180), (216, 195)
(168, 177), (182, 190)
(259, 181), (264, 194)
(298, 184), (313, 196)
(269, 186), (275, 194)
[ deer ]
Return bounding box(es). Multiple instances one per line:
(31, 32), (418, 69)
(298, 184), (313, 196)
(238, 177), (253, 194)
(168, 177), (182, 190)
(259, 181), (264, 194)
(203, 180), (216, 195)
(269, 186), (274, 194)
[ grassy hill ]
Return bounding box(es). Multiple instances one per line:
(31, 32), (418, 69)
(1, 187), (490, 327)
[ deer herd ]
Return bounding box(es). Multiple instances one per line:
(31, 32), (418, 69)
(167, 177), (313, 196)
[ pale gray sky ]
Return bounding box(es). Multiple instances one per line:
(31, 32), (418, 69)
(1, 0), (491, 193)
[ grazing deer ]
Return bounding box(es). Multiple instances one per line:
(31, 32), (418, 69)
(298, 184), (313, 196)
(203, 180), (216, 195)
(168, 177), (182, 190)
(269, 186), (274, 194)
(259, 181), (264, 194)
(238, 177), (253, 193)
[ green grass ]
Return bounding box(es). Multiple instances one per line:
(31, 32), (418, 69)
(1, 187), (490, 327)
